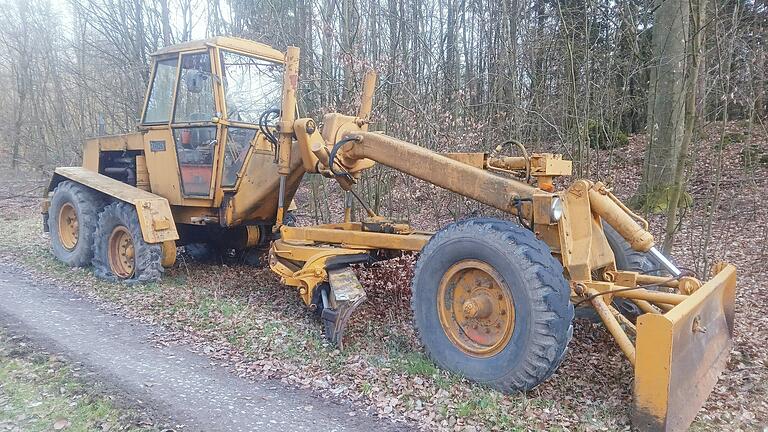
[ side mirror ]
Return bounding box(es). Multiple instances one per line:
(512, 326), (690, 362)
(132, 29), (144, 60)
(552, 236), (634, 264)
(184, 70), (208, 94)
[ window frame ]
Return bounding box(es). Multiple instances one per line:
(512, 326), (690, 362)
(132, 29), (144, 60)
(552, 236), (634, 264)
(141, 55), (180, 125)
(172, 50), (218, 125)
(219, 126), (260, 188)
(172, 125), (220, 197)
(215, 48), (287, 192)
(218, 48), (286, 128)
(170, 49), (221, 199)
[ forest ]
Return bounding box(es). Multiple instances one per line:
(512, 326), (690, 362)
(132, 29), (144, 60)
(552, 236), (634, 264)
(0, 0), (766, 262)
(0, 2), (766, 430)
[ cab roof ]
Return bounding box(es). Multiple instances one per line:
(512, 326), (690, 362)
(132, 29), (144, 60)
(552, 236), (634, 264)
(151, 36), (285, 63)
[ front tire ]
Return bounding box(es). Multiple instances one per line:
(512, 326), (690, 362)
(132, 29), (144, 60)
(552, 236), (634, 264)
(93, 202), (163, 282)
(48, 181), (104, 267)
(411, 218), (574, 392)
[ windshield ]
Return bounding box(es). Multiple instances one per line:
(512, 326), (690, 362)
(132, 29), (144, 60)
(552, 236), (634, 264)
(220, 50), (283, 124)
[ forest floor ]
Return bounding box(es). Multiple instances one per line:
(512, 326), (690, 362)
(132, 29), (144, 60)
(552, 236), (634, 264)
(0, 121), (766, 431)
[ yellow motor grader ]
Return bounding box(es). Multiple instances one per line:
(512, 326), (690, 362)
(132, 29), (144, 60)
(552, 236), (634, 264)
(42, 37), (736, 431)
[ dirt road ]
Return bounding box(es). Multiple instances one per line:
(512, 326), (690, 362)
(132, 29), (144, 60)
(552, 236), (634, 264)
(0, 262), (410, 432)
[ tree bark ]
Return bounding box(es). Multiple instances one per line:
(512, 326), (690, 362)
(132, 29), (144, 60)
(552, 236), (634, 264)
(639, 0), (689, 210)
(662, 0), (707, 253)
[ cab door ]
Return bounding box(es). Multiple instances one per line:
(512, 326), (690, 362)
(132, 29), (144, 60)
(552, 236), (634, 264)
(216, 49), (285, 193)
(141, 55), (184, 203)
(169, 50), (222, 203)
(140, 49), (223, 206)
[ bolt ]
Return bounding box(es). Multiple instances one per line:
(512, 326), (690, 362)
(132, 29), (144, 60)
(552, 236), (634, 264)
(692, 316), (707, 334)
(497, 294), (503, 300)
(500, 309), (506, 316)
(463, 300), (479, 318)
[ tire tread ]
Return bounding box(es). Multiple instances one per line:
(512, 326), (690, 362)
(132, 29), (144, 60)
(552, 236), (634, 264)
(93, 202), (163, 282)
(48, 181), (105, 267)
(411, 218), (574, 392)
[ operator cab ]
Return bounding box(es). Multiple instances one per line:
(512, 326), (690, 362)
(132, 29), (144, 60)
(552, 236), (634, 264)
(139, 37), (285, 199)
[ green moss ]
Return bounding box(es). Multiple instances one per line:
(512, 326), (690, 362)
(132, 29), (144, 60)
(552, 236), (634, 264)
(401, 351), (438, 376)
(724, 131), (746, 144)
(586, 119), (630, 150)
(631, 186), (693, 214)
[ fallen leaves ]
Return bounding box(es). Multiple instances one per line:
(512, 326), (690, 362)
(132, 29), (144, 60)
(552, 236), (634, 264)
(0, 121), (766, 430)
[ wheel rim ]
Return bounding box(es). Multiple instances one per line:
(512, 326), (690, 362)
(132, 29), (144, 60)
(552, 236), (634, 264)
(57, 203), (79, 250)
(108, 226), (135, 278)
(437, 259), (515, 357)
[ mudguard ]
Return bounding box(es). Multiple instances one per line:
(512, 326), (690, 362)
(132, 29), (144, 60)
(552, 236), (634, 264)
(47, 167), (179, 244)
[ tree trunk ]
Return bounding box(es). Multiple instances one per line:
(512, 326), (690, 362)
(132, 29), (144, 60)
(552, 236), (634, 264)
(159, 0), (171, 45)
(662, 0), (707, 253)
(638, 0), (689, 211)
(754, 0), (767, 119)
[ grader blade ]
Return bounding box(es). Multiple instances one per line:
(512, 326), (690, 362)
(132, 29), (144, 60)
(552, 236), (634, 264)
(321, 267), (367, 349)
(632, 263), (736, 432)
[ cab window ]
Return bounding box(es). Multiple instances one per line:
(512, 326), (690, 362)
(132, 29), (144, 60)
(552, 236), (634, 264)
(171, 52), (217, 197)
(219, 51), (283, 188)
(220, 50), (283, 124)
(174, 53), (216, 123)
(221, 127), (259, 187)
(143, 57), (178, 124)
(173, 127), (217, 196)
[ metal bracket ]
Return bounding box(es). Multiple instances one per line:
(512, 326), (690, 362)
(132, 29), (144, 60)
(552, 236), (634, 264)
(320, 267), (367, 349)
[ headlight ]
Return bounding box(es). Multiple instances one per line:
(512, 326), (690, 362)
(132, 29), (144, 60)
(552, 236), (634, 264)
(550, 196), (564, 222)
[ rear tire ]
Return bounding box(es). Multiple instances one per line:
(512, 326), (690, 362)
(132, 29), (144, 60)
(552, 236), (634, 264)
(411, 218), (574, 392)
(183, 243), (219, 263)
(93, 202), (163, 282)
(48, 181), (104, 267)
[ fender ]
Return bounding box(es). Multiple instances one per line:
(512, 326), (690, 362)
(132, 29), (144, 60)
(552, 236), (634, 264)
(46, 167), (179, 244)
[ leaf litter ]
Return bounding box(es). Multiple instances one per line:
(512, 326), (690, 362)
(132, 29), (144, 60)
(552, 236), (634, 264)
(0, 121), (766, 431)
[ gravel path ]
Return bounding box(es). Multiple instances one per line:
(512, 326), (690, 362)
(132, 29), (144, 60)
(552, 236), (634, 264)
(0, 263), (410, 432)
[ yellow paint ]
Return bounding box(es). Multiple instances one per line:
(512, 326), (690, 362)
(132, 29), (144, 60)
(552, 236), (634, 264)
(269, 239), (370, 305)
(152, 36), (285, 63)
(633, 264), (736, 431)
(50, 167), (178, 243)
(161, 241), (177, 267)
(281, 223), (431, 251)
